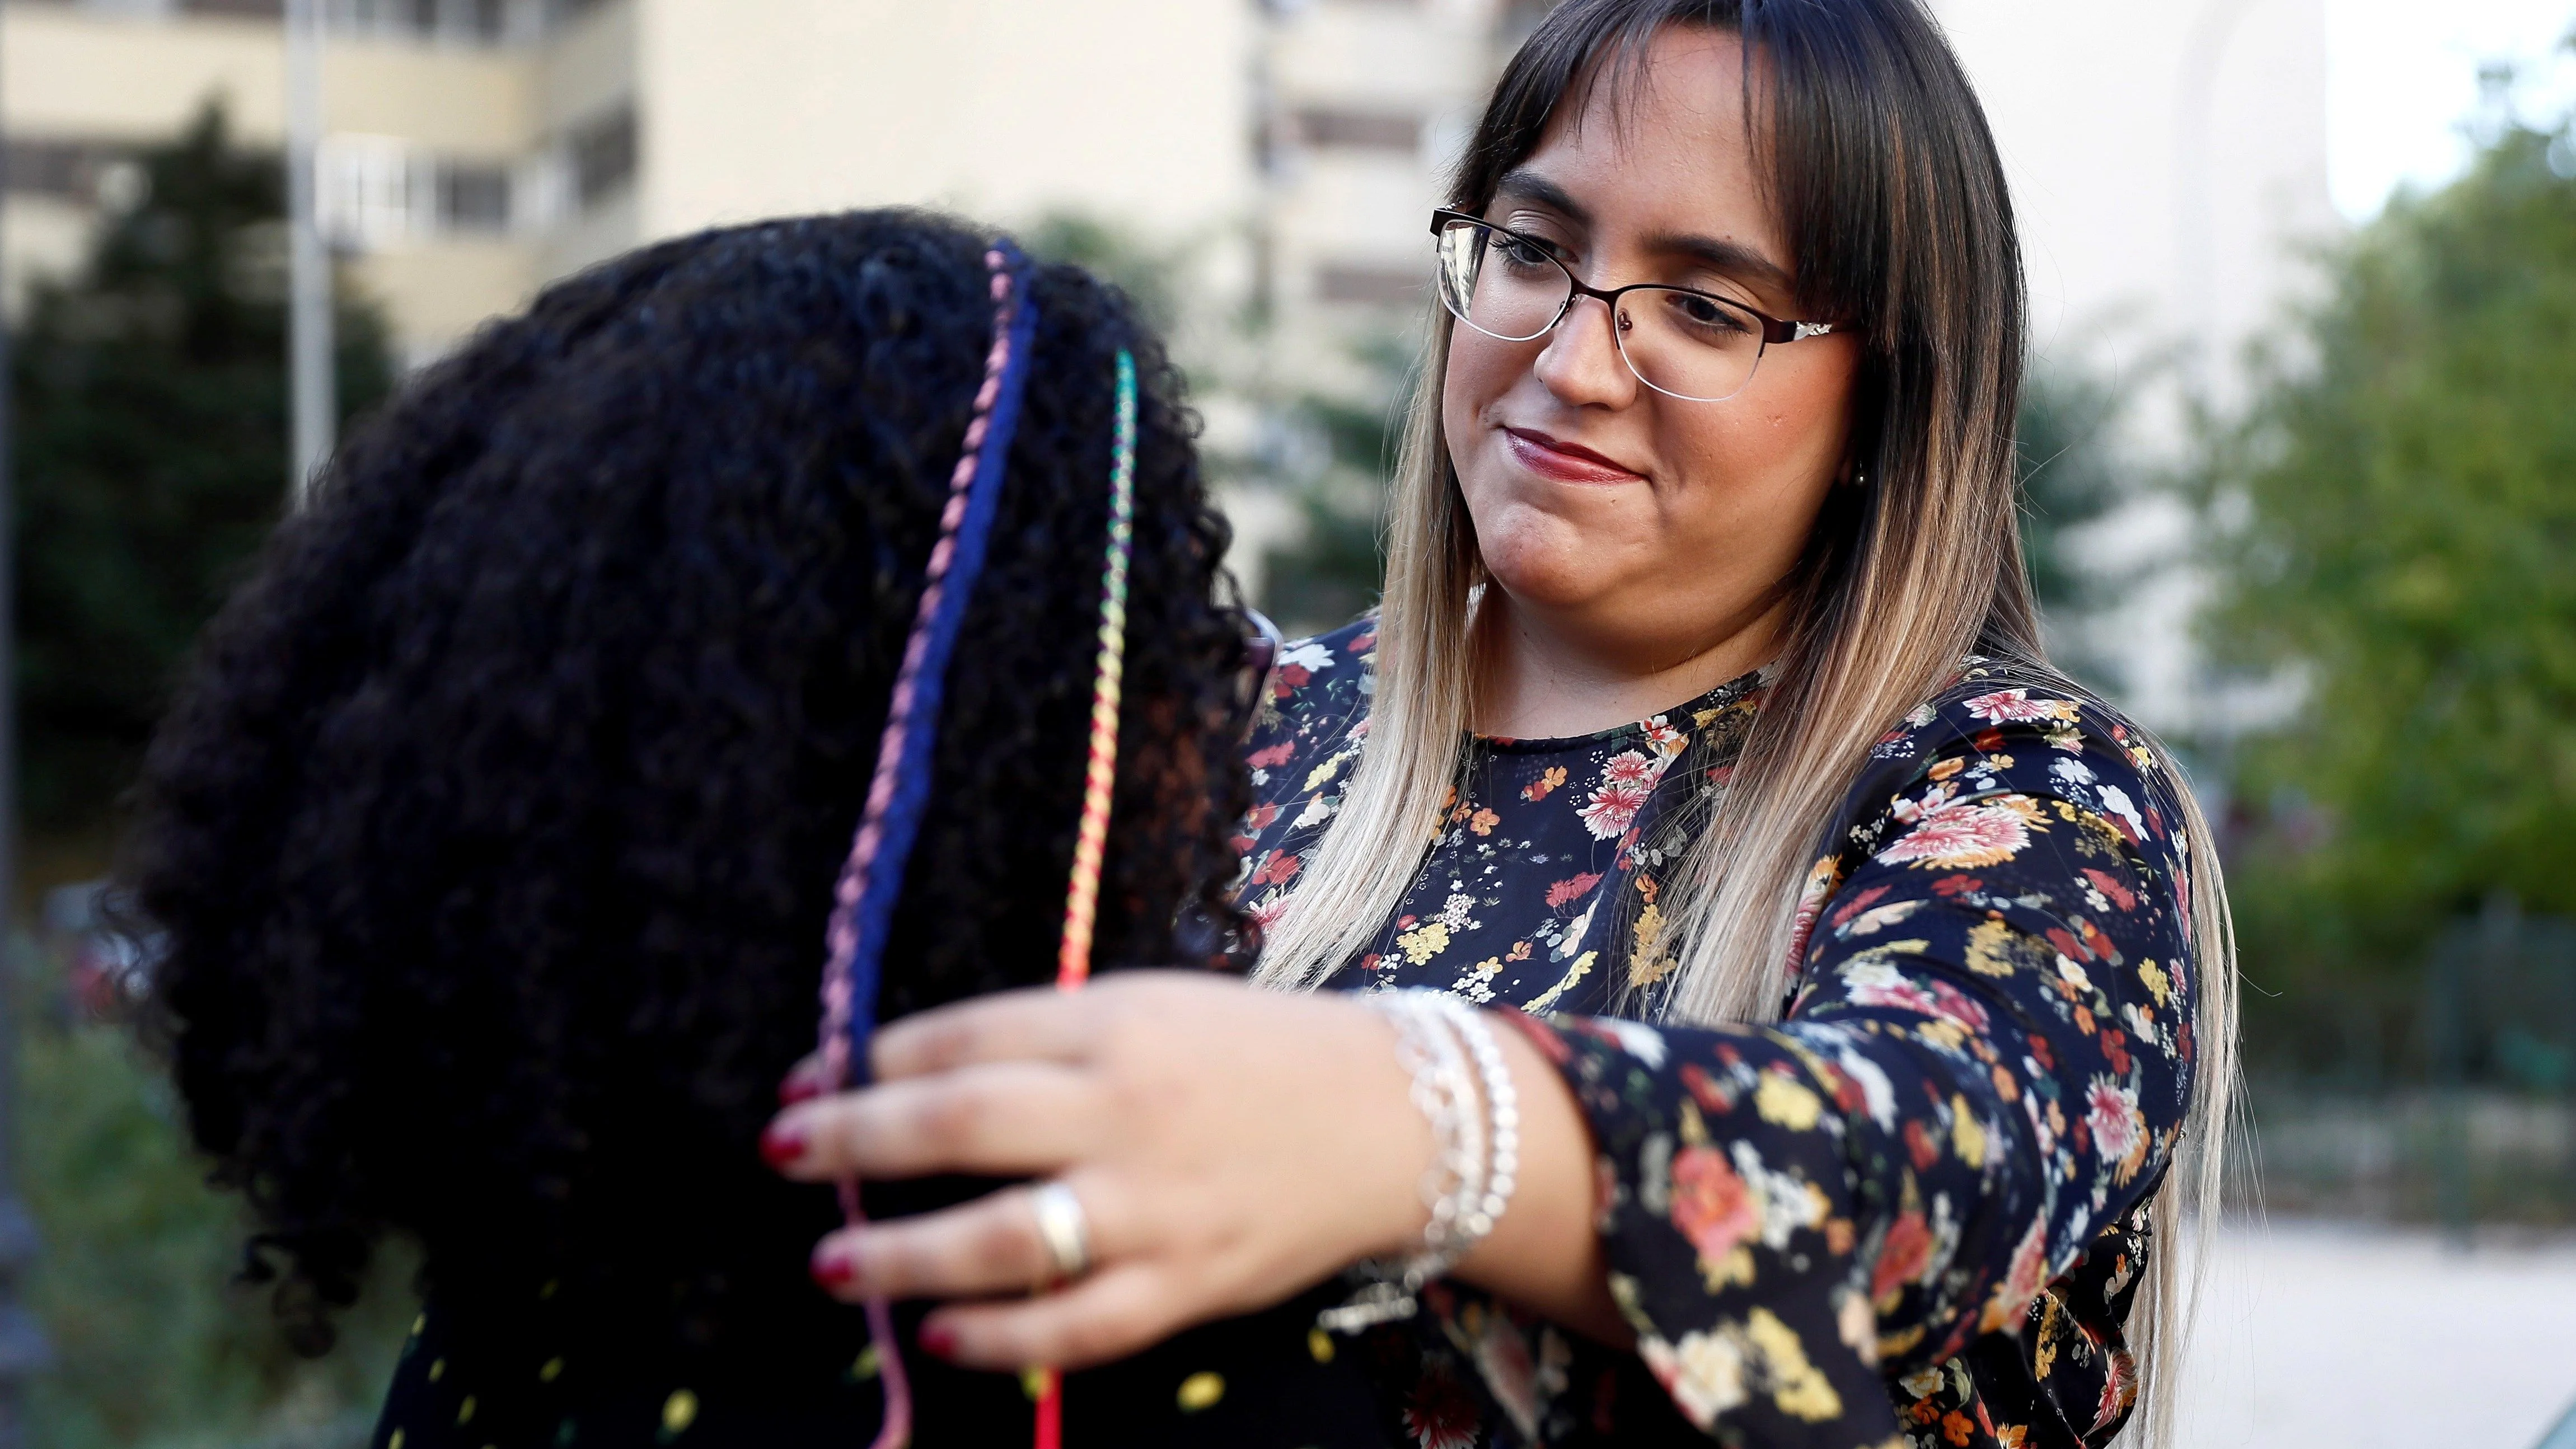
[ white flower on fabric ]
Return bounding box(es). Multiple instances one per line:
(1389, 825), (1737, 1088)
(1639, 1330), (1749, 1425)
(1733, 1140), (1829, 1250)
(2055, 955), (2093, 992)
(2049, 756), (2099, 790)
(2099, 783), (2147, 840)
(1835, 1045), (1899, 1132)
(1276, 639), (1335, 673)
(1592, 1017), (1668, 1069)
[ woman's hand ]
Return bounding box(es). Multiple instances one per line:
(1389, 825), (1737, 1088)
(762, 972), (1622, 1370)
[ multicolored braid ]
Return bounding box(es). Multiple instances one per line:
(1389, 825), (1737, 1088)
(1031, 348), (1139, 1449)
(808, 240), (1143, 1449)
(1053, 348), (1139, 991)
(813, 242), (1034, 1449)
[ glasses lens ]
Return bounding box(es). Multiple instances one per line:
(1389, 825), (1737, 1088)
(1613, 287), (1768, 402)
(1434, 219), (1568, 343)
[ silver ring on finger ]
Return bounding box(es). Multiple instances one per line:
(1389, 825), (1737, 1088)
(1029, 1180), (1093, 1287)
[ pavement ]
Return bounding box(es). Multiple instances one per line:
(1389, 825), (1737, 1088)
(2173, 1218), (2576, 1448)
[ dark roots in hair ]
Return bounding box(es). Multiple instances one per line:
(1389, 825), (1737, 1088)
(126, 209), (1252, 1355)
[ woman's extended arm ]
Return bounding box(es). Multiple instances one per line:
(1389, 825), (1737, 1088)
(766, 970), (1627, 1363)
(766, 700), (2196, 1438)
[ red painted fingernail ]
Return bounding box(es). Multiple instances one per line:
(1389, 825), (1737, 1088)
(779, 1073), (822, 1105)
(811, 1244), (859, 1289)
(918, 1323), (958, 1359)
(760, 1119), (810, 1169)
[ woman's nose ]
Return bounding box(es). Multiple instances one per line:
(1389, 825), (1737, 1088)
(1530, 294), (1641, 409)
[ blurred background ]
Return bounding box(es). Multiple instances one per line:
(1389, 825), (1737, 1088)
(0, 0), (2572, 1445)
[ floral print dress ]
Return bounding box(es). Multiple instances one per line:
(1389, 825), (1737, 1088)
(1238, 620), (2199, 1449)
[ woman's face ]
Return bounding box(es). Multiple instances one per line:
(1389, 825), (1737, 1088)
(1442, 26), (1860, 672)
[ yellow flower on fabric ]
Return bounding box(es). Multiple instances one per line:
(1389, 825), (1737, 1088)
(1755, 1072), (1824, 1131)
(1396, 921), (1450, 964)
(1965, 917), (2024, 977)
(2137, 958), (2171, 1007)
(1746, 1308), (1843, 1422)
(1951, 1095), (1987, 1166)
(1630, 903), (1678, 987)
(1524, 951), (1595, 1014)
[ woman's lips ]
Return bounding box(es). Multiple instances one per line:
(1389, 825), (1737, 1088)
(1502, 427), (1644, 485)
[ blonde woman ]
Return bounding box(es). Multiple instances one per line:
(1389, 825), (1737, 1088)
(766, 2), (2236, 1446)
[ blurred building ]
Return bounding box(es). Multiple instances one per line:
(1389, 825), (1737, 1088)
(0, 0), (1519, 376)
(4, 0), (2328, 673)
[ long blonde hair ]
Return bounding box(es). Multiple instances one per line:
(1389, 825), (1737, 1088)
(1250, 2), (2238, 1442)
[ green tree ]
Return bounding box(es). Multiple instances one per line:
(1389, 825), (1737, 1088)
(1254, 337), (1415, 636)
(13, 101), (391, 842)
(21, 956), (413, 1449)
(9, 101), (409, 1446)
(2196, 118), (2576, 1068)
(2015, 356), (2154, 693)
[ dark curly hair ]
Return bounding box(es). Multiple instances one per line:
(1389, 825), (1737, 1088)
(125, 210), (1253, 1358)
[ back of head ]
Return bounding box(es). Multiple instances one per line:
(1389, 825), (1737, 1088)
(128, 209), (1249, 1353)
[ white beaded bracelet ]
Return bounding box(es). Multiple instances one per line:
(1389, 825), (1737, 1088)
(1319, 990), (1522, 1333)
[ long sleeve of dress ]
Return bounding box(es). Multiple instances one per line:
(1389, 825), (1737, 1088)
(1523, 682), (2199, 1449)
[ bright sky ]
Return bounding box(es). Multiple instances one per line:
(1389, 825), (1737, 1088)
(2326, 0), (2576, 219)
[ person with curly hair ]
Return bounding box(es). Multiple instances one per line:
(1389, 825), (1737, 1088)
(127, 210), (1387, 1447)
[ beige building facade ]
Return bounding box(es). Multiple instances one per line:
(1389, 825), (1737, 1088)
(1, 0), (1512, 377)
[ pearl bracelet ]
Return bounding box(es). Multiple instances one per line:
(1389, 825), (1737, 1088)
(1318, 989), (1522, 1333)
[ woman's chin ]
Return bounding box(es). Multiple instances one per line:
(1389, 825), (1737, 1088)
(1479, 551), (1624, 616)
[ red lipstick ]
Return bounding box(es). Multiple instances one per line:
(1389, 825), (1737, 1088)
(1502, 427), (1644, 485)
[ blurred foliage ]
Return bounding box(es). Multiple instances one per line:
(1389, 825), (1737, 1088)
(2196, 118), (2576, 1078)
(18, 935), (413, 1449)
(1253, 337), (1415, 636)
(8, 101), (410, 1444)
(12, 101), (391, 839)
(1020, 211), (1183, 336)
(2015, 358), (2146, 692)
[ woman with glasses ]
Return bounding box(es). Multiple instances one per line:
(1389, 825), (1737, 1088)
(769, 3), (2236, 1447)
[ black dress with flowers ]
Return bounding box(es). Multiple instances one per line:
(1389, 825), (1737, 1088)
(1238, 620), (2199, 1449)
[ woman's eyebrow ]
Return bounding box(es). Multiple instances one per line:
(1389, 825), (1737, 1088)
(1644, 229), (1794, 296)
(1492, 168), (1591, 228)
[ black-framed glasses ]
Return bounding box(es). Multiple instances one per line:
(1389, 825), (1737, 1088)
(1233, 607), (1285, 740)
(1430, 209), (1839, 404)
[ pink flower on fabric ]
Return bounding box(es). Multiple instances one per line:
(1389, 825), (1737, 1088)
(1963, 688), (2078, 725)
(1401, 1366), (1483, 1449)
(1877, 796), (2040, 870)
(1847, 969), (1942, 1017)
(1872, 1208), (1935, 1300)
(1669, 1145), (1761, 1265)
(1927, 979), (1992, 1033)
(2086, 1078), (2143, 1168)
(1578, 750), (1665, 839)
(1980, 1216), (2052, 1333)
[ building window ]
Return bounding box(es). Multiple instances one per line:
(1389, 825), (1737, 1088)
(2, 139), (127, 205)
(568, 104), (637, 209)
(1293, 106), (1423, 154)
(322, 0), (515, 44)
(1317, 264), (1425, 307)
(437, 161), (513, 233)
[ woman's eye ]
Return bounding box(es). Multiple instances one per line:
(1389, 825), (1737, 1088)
(1665, 291), (1753, 336)
(1496, 236), (1556, 269)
